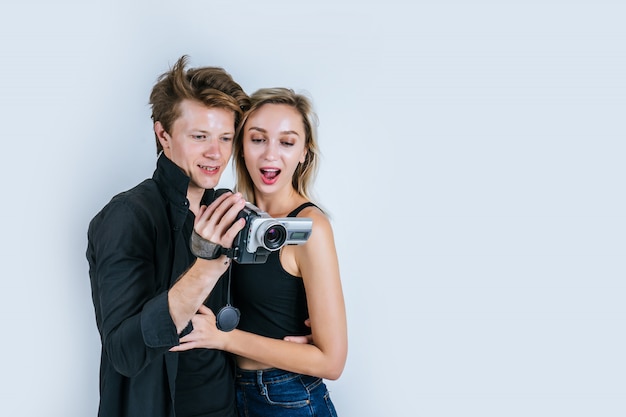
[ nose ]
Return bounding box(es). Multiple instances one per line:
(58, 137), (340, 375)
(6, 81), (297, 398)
(262, 140), (279, 161)
(203, 138), (221, 159)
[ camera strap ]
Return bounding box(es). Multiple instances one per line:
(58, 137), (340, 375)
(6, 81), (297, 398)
(190, 230), (240, 331)
(190, 230), (237, 260)
(215, 262), (240, 332)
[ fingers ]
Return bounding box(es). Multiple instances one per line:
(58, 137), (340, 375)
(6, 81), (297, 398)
(220, 216), (246, 249)
(170, 332), (198, 351)
(170, 307), (215, 352)
(283, 319), (313, 344)
(283, 334), (313, 345)
(195, 192), (247, 248)
(197, 304), (214, 316)
(170, 341), (196, 352)
(201, 190), (234, 219)
(204, 192), (244, 226)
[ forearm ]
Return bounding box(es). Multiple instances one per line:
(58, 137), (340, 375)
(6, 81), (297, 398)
(168, 257), (228, 333)
(225, 330), (345, 380)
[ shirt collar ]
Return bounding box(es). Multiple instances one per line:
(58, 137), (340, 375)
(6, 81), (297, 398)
(152, 153), (217, 209)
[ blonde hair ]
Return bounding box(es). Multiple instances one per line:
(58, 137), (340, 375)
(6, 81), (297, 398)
(233, 88), (320, 203)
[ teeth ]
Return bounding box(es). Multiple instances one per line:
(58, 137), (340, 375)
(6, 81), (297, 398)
(261, 169), (279, 180)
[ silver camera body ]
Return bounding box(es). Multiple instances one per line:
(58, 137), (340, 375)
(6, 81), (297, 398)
(233, 202), (312, 264)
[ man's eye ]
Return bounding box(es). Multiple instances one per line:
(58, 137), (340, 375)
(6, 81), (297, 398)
(192, 135), (206, 140)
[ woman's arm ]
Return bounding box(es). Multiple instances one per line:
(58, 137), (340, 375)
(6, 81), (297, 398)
(172, 208), (348, 380)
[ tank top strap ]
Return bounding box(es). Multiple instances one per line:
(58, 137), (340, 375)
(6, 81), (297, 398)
(288, 202), (317, 217)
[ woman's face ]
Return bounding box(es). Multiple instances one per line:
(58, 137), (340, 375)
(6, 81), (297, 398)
(242, 103), (307, 195)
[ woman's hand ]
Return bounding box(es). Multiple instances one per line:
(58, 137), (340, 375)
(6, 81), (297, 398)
(170, 305), (227, 352)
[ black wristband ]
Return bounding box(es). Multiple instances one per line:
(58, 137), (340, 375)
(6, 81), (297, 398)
(189, 230), (237, 260)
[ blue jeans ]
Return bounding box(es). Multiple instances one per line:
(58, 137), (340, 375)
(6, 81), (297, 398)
(235, 368), (338, 417)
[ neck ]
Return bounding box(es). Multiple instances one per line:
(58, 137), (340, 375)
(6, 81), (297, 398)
(254, 188), (306, 218)
(187, 186), (204, 216)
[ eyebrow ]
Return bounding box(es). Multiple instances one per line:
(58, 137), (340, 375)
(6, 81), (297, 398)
(193, 129), (235, 135)
(248, 126), (300, 136)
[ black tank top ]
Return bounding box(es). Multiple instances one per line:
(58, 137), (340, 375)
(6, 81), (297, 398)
(231, 202), (316, 339)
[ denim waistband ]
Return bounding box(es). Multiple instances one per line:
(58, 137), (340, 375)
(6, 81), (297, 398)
(235, 368), (302, 384)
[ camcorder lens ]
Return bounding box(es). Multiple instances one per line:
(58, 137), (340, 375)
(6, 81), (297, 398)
(263, 224), (287, 250)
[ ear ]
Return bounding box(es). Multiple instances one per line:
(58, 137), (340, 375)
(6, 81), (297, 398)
(299, 147), (308, 164)
(154, 121), (170, 150)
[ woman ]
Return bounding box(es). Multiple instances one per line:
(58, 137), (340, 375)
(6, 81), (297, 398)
(173, 88), (347, 416)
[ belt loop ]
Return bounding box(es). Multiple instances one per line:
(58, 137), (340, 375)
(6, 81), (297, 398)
(256, 370), (267, 395)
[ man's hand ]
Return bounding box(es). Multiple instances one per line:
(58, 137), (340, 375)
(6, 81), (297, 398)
(195, 191), (246, 250)
(283, 319), (313, 344)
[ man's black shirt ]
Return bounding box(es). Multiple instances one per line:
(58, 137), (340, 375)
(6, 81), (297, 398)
(87, 154), (236, 417)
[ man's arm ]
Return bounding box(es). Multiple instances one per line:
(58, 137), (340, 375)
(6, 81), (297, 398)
(167, 191), (246, 333)
(88, 192), (245, 376)
(88, 199), (174, 377)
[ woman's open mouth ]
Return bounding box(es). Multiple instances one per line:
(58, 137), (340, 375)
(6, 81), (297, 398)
(260, 168), (280, 184)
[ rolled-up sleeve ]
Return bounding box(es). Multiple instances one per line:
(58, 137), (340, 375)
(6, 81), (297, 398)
(142, 291), (184, 347)
(88, 198), (179, 378)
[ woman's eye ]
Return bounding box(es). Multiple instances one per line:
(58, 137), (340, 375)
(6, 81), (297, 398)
(281, 141), (295, 147)
(250, 137), (264, 143)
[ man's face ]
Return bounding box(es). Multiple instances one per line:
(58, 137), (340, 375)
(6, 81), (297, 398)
(156, 99), (235, 199)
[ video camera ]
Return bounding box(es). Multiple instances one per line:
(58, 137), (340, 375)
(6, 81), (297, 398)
(216, 189), (313, 264)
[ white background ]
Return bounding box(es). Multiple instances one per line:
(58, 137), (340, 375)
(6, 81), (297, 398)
(1, 1), (625, 416)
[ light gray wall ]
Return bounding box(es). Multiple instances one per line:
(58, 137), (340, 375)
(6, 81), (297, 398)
(2, 1), (625, 416)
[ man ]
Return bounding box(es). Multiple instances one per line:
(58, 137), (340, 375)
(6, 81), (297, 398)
(86, 55), (250, 417)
